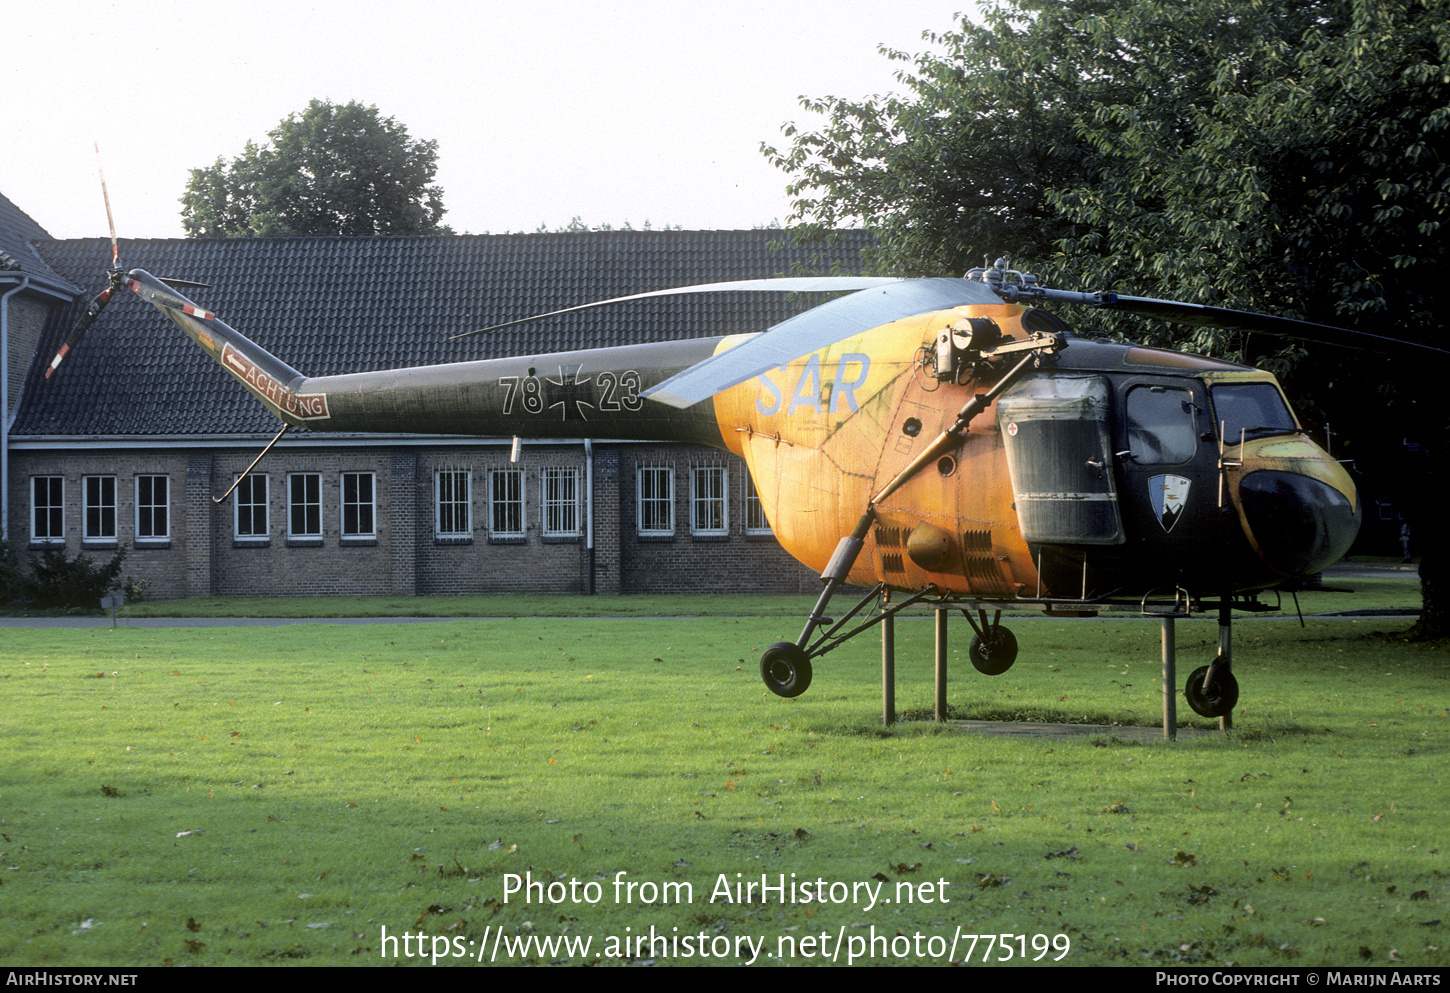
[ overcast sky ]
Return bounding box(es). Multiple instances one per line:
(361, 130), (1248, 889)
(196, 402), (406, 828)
(6, 1), (972, 240)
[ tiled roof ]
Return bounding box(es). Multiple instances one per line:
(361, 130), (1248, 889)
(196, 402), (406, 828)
(0, 191), (79, 294)
(17, 230), (874, 437)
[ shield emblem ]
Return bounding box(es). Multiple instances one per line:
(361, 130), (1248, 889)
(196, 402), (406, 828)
(1148, 474), (1190, 533)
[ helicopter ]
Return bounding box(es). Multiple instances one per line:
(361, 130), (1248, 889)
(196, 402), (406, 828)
(48, 250), (1430, 723)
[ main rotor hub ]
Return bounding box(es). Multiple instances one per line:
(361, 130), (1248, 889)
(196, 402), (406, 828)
(965, 256), (1040, 303)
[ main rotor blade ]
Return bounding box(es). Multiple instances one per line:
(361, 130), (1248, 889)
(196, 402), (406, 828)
(1051, 289), (1450, 356)
(451, 276), (901, 339)
(643, 277), (1002, 408)
(45, 283), (115, 379)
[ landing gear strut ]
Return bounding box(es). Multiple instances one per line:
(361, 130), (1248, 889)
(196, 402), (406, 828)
(1180, 598), (1238, 725)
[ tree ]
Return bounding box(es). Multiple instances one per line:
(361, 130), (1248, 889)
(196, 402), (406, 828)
(768, 0), (1450, 633)
(181, 100), (448, 237)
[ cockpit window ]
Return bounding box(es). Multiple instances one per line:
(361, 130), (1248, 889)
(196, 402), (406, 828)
(1211, 383), (1298, 443)
(1125, 385), (1197, 464)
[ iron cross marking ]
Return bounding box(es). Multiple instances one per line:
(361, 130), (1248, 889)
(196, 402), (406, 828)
(545, 364), (595, 421)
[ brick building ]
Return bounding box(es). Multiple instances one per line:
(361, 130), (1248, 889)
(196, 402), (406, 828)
(0, 190), (872, 599)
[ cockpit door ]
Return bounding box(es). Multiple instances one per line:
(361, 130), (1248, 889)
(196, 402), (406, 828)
(1116, 380), (1216, 545)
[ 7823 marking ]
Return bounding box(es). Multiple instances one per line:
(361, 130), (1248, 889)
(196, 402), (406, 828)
(499, 367), (642, 421)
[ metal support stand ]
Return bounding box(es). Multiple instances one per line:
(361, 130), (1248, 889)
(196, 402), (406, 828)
(882, 611), (895, 727)
(1161, 616), (1177, 741)
(934, 608), (949, 721)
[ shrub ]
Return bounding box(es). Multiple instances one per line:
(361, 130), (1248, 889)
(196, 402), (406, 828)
(24, 547), (125, 609)
(0, 541), (27, 603)
(123, 576), (150, 603)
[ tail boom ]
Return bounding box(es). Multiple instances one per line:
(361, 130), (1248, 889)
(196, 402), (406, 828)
(126, 269), (729, 447)
(128, 269), (320, 425)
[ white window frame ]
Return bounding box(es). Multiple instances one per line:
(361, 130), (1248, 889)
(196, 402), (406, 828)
(637, 465), (674, 536)
(744, 472), (772, 535)
(135, 475), (170, 542)
(690, 465), (728, 536)
(341, 472), (376, 539)
(288, 473), (322, 539)
(541, 467), (581, 537)
(489, 468), (525, 539)
(83, 475), (117, 543)
(234, 475), (269, 539)
(31, 476), (64, 544)
(435, 469), (472, 539)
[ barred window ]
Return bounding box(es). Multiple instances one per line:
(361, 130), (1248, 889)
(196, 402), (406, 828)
(136, 475), (170, 541)
(690, 465), (728, 536)
(542, 467), (580, 537)
(490, 468), (524, 538)
(744, 472), (771, 535)
(31, 476), (63, 543)
(341, 472), (375, 538)
(84, 476), (117, 541)
(234, 475), (268, 538)
(289, 473), (321, 538)
(435, 470), (471, 538)
(637, 465), (673, 536)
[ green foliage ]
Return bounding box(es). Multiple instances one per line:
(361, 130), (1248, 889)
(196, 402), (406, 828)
(21, 547), (125, 609)
(181, 100), (448, 237)
(0, 540), (27, 603)
(768, 0), (1449, 357)
(121, 576), (149, 604)
(531, 216), (682, 233)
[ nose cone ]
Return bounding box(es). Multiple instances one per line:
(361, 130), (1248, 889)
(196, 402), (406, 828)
(1238, 469), (1361, 576)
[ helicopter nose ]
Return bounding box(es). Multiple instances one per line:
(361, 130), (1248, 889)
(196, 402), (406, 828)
(1237, 469), (1360, 577)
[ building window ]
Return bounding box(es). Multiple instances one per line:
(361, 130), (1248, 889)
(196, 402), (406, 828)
(691, 465), (728, 536)
(234, 475), (268, 539)
(287, 473), (322, 539)
(435, 470), (471, 538)
(31, 476), (63, 543)
(341, 472), (375, 538)
(744, 472), (772, 535)
(83, 476), (117, 542)
(542, 467), (580, 537)
(136, 475), (169, 541)
(637, 465), (673, 536)
(489, 468), (524, 538)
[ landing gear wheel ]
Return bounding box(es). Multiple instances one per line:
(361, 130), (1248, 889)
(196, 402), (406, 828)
(969, 627), (1018, 675)
(760, 642), (813, 698)
(1185, 664), (1239, 718)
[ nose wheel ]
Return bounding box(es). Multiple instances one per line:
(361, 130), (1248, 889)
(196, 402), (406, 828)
(1184, 659), (1238, 718)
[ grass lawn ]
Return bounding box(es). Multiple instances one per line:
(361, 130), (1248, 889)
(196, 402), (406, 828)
(0, 599), (1444, 967)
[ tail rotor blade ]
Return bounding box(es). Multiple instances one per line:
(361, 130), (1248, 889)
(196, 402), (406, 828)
(95, 142), (120, 270)
(48, 147), (205, 381)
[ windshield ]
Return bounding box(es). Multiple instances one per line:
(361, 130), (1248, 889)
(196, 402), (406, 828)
(1210, 383), (1298, 443)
